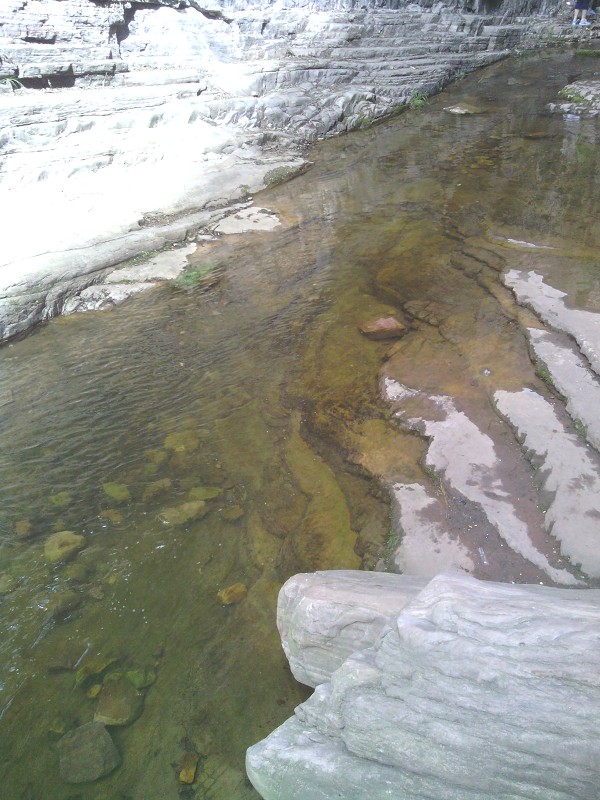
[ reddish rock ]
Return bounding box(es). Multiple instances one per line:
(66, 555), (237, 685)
(358, 317), (407, 340)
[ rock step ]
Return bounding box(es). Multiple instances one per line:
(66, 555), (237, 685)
(527, 327), (600, 452)
(504, 269), (600, 377)
(382, 378), (582, 585)
(495, 388), (600, 578)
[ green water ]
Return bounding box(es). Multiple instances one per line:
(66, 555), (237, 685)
(2, 49), (600, 798)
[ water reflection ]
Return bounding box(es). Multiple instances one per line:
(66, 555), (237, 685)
(1, 49), (600, 798)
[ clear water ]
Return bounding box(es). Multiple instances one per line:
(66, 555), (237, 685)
(1, 48), (600, 799)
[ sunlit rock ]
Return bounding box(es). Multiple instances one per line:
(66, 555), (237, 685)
(44, 531), (86, 564)
(277, 570), (426, 688)
(58, 721), (121, 784)
(495, 388), (600, 577)
(247, 572), (600, 800)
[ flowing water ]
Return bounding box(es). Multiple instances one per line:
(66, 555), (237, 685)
(1, 48), (600, 799)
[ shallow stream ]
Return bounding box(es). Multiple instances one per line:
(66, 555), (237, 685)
(1, 48), (600, 799)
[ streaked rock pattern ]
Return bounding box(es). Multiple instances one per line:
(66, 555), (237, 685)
(247, 571), (600, 800)
(277, 570), (426, 687)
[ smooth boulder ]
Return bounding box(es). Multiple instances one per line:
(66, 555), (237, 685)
(248, 572), (600, 800)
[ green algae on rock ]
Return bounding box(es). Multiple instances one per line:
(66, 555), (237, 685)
(101, 482), (131, 504)
(94, 674), (144, 727)
(44, 531), (86, 564)
(158, 500), (207, 526)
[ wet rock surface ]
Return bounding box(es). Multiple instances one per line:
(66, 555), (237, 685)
(247, 571), (600, 800)
(44, 531), (86, 564)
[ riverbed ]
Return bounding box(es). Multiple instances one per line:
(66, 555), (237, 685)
(1, 47), (600, 798)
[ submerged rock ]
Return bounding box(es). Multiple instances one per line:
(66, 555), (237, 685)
(142, 477), (173, 503)
(58, 721), (120, 784)
(75, 656), (118, 688)
(98, 508), (124, 525)
(217, 583), (248, 605)
(358, 316), (407, 340)
(179, 751), (199, 784)
(443, 103), (484, 114)
(46, 590), (81, 620)
(14, 518), (33, 540)
(158, 500), (207, 526)
(187, 486), (222, 501)
(217, 583), (248, 606)
(126, 667), (157, 690)
(48, 491), (73, 510)
(44, 531), (86, 564)
(0, 573), (17, 595)
(94, 674), (144, 727)
(101, 482), (131, 504)
(222, 505), (245, 521)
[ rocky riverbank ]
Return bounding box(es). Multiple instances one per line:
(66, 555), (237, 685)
(0, 0), (593, 341)
(247, 570), (600, 799)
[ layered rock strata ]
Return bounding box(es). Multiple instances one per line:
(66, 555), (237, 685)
(0, 0), (584, 340)
(247, 570), (600, 800)
(380, 250), (600, 586)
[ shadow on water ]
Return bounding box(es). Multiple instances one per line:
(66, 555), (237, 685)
(1, 49), (600, 798)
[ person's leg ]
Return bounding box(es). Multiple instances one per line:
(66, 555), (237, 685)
(573, 9), (580, 23)
(581, 9), (591, 24)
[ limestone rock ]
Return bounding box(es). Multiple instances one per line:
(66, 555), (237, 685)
(44, 531), (86, 564)
(58, 721), (120, 784)
(0, 1), (569, 343)
(94, 674), (144, 727)
(358, 316), (407, 340)
(247, 572), (600, 800)
(277, 570), (426, 687)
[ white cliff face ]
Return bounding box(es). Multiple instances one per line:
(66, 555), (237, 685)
(247, 570), (600, 800)
(0, 0), (570, 340)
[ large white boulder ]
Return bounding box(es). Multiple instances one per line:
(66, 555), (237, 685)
(248, 571), (600, 799)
